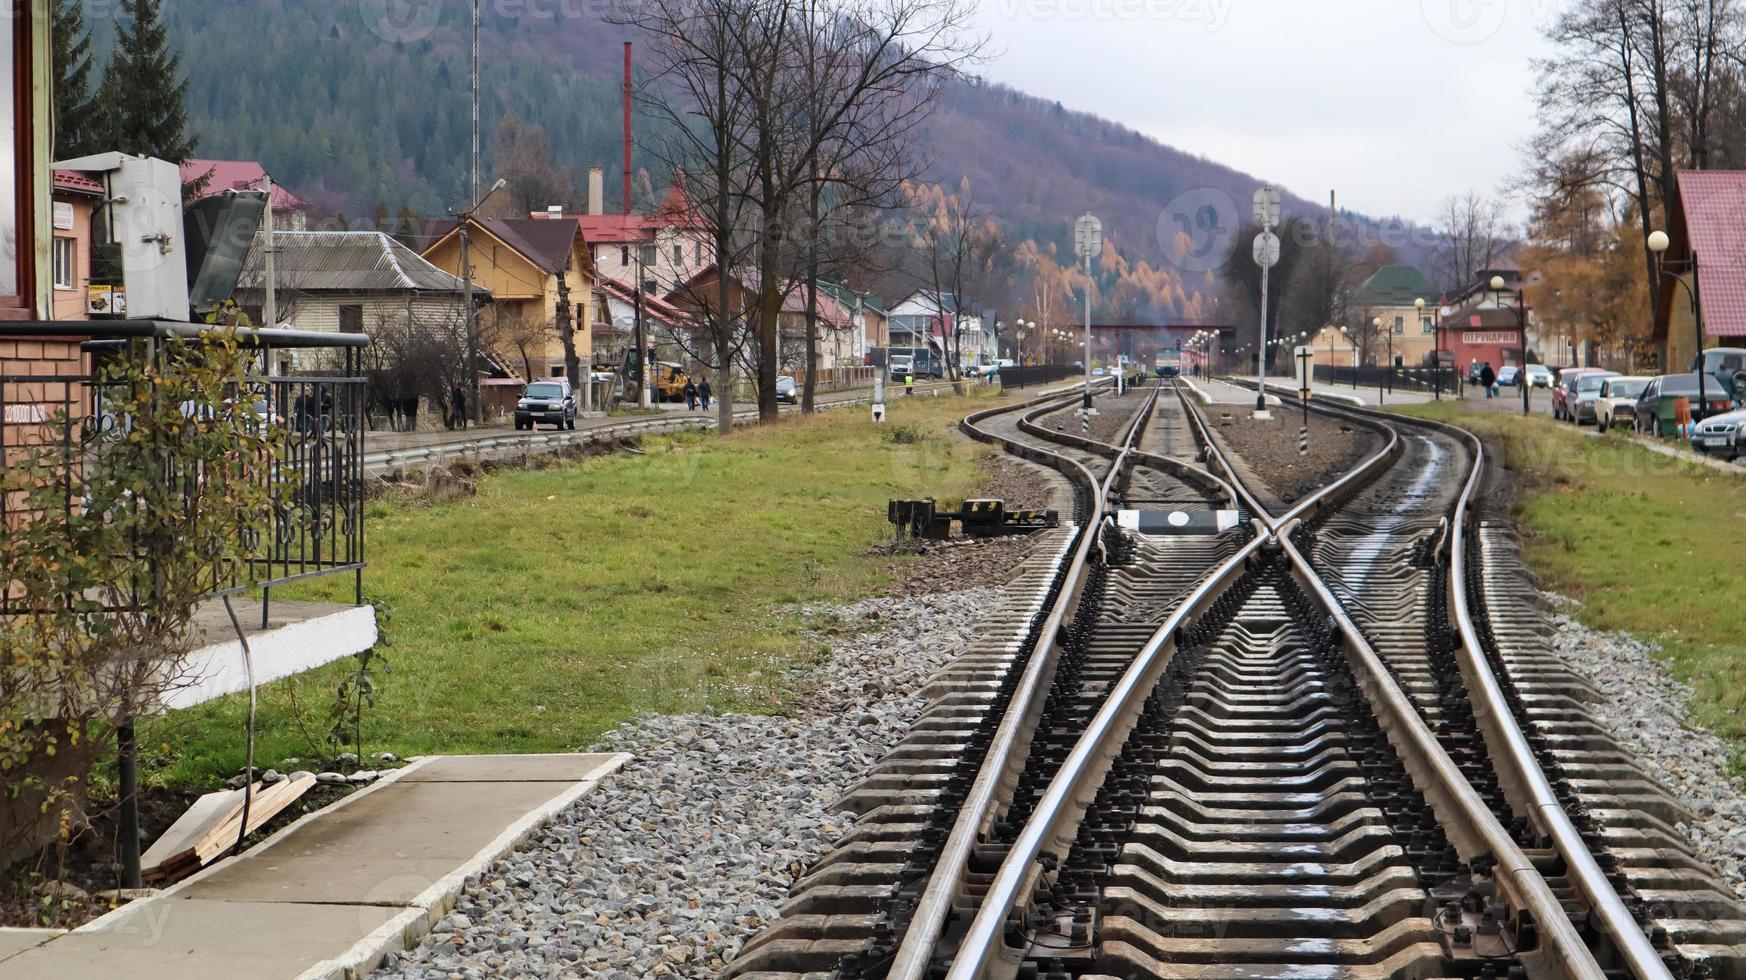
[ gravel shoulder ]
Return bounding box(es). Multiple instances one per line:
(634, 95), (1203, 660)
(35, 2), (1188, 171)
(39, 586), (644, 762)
(1207, 407), (1381, 506)
(1549, 594), (1746, 898)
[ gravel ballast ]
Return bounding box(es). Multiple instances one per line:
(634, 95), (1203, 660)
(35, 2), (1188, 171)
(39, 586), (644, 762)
(373, 583), (1014, 978)
(1548, 594), (1746, 899)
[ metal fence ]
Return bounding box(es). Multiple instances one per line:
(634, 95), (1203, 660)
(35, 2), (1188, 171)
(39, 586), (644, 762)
(1313, 364), (1462, 395)
(0, 323), (368, 618)
(996, 364), (1093, 389)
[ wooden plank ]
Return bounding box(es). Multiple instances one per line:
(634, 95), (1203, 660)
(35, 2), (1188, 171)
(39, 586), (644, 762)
(140, 787), (246, 878)
(193, 774), (315, 864)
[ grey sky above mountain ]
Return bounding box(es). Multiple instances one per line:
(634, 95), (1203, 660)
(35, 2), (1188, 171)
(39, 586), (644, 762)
(972, 0), (1552, 225)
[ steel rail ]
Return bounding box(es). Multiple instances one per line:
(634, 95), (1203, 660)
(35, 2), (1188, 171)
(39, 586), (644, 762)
(884, 381), (1145, 980)
(945, 387), (1615, 980)
(1276, 527), (1606, 980)
(1440, 420), (1673, 980)
(1224, 379), (1672, 980)
(1015, 380), (1241, 507)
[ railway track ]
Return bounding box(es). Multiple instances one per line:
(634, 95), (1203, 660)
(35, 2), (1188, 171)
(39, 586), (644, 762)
(724, 380), (1746, 980)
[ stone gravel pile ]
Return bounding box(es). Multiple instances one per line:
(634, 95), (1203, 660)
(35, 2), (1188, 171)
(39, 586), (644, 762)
(1549, 595), (1746, 899)
(374, 585), (1010, 979)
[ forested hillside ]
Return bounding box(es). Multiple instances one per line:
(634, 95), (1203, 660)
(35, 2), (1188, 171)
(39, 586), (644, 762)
(84, 0), (1424, 320)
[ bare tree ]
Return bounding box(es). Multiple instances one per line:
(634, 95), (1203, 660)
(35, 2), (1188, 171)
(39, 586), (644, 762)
(912, 178), (1000, 383)
(618, 0), (768, 434)
(1431, 191), (1509, 294)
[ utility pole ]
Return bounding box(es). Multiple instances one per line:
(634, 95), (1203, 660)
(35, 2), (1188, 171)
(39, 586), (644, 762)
(634, 244), (650, 408)
(470, 0), (480, 207)
(456, 178), (506, 426)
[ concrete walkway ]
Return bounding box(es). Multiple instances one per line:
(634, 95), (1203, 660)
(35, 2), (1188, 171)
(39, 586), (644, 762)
(1255, 378), (1438, 407)
(0, 753), (628, 980)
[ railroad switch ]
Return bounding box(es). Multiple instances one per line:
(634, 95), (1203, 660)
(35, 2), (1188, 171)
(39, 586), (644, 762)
(887, 498), (1059, 540)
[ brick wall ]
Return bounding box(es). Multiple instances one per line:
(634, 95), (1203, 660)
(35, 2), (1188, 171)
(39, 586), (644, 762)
(1, 335), (88, 525)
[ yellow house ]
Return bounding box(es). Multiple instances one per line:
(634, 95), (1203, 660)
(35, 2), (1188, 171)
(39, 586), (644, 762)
(423, 217), (596, 381)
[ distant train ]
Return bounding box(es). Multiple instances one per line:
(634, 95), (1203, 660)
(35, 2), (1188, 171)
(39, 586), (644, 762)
(1155, 350), (1182, 378)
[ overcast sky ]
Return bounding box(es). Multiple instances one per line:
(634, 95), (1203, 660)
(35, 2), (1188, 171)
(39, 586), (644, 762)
(972, 0), (1555, 225)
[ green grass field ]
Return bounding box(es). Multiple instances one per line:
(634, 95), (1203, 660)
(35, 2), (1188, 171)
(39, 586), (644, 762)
(1397, 402), (1746, 744)
(148, 394), (1002, 786)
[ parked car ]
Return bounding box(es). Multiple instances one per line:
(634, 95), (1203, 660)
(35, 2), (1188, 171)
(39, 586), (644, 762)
(1524, 364), (1555, 388)
(1693, 347), (1746, 403)
(1690, 407), (1746, 460)
(1633, 373), (1736, 437)
(1567, 370), (1620, 425)
(776, 374), (799, 404)
(515, 379), (576, 431)
(1595, 376), (1650, 433)
(1496, 365), (1520, 386)
(1553, 368), (1604, 421)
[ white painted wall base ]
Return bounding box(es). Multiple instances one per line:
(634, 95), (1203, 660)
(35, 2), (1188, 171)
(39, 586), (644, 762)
(163, 605), (379, 710)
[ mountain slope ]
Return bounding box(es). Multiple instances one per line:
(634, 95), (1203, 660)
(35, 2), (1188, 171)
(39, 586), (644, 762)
(93, 0), (1416, 317)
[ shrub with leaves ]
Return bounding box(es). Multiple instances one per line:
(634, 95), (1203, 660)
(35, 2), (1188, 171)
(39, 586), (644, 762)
(328, 602), (392, 767)
(0, 328), (286, 861)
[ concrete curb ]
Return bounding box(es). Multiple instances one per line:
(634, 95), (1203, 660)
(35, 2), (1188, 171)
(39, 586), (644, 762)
(298, 752), (630, 980)
(1180, 377), (1215, 405)
(1257, 379), (1366, 408)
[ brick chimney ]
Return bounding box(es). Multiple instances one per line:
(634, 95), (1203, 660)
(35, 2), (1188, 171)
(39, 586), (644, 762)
(587, 167), (605, 216)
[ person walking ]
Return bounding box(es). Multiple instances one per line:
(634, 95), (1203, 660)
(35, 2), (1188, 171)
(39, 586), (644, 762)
(698, 376), (712, 411)
(1479, 362), (1497, 399)
(683, 377), (699, 411)
(905, 373), (916, 397)
(450, 383), (467, 429)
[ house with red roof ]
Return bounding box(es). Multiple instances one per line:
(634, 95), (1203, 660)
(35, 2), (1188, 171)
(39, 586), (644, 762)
(49, 170), (103, 320)
(664, 263), (863, 374)
(535, 166), (712, 302)
(1653, 170), (1746, 372)
(180, 159), (321, 231)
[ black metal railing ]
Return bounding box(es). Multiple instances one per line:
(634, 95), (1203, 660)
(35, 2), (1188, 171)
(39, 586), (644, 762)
(1313, 364), (1462, 395)
(1, 322), (368, 618)
(997, 364), (1094, 390)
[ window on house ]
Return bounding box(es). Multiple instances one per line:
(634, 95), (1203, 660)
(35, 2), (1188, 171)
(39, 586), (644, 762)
(640, 244), (658, 268)
(1421, 316), (1434, 334)
(50, 236), (72, 289)
(549, 364), (565, 378)
(672, 244), (682, 266)
(694, 242), (702, 264)
(620, 245), (630, 266)
(642, 279), (658, 296)
(1393, 315), (1404, 334)
(339, 304), (364, 331)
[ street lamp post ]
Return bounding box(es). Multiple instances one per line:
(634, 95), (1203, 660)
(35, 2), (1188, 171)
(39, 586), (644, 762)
(1647, 230), (1709, 422)
(1373, 317), (1389, 405)
(1490, 275), (1532, 417)
(1417, 297), (1440, 401)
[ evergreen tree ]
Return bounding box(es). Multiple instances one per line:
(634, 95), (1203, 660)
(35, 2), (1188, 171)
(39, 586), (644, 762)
(51, 0), (100, 158)
(98, 0), (199, 162)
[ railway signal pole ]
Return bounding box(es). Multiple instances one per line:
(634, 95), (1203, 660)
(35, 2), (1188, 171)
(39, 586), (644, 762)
(1075, 214), (1102, 415)
(1252, 186), (1281, 419)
